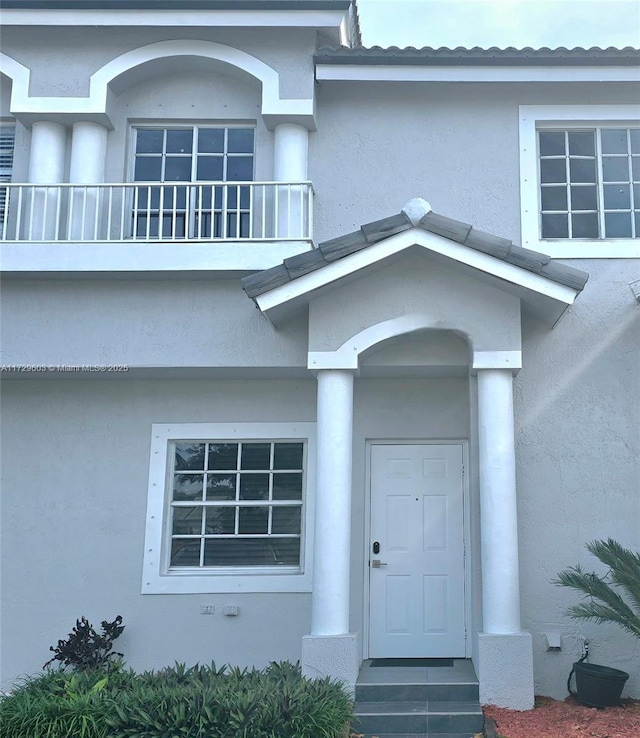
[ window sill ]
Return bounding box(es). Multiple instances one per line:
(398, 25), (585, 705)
(142, 570), (312, 594)
(521, 236), (640, 259)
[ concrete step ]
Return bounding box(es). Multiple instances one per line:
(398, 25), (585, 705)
(352, 659), (483, 737)
(352, 699), (483, 735)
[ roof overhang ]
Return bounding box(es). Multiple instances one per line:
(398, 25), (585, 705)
(1, 1), (353, 34)
(315, 64), (640, 84)
(251, 227), (584, 327)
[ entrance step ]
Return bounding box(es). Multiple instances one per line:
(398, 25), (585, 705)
(352, 659), (483, 738)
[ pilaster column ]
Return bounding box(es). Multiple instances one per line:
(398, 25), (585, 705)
(273, 123), (309, 239)
(68, 122), (108, 240)
(477, 368), (521, 634)
(311, 369), (354, 635)
(28, 121), (66, 240)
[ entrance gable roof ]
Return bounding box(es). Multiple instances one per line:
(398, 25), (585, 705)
(242, 198), (589, 325)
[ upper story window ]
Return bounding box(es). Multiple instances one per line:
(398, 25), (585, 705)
(0, 124), (15, 236)
(520, 105), (640, 258)
(539, 128), (639, 240)
(142, 422), (316, 594)
(131, 125), (254, 239)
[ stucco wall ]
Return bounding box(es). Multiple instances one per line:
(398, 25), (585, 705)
(308, 251), (521, 353)
(0, 375), (471, 689)
(311, 81), (640, 246)
(516, 261), (640, 698)
(0, 279), (308, 369)
(2, 27), (316, 100)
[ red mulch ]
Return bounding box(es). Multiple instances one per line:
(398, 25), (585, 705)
(483, 696), (640, 738)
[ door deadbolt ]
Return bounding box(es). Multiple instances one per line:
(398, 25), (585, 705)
(373, 541), (380, 554)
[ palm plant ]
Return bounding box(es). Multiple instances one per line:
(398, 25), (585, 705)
(554, 538), (640, 639)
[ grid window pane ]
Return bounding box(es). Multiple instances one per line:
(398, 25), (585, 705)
(272, 507), (301, 535)
(227, 157), (253, 181)
(540, 186), (567, 211)
(239, 473), (269, 500)
(208, 443), (238, 470)
(274, 443), (304, 470)
(540, 159), (566, 184)
(171, 539), (201, 567)
(198, 128), (225, 153)
(570, 186), (597, 211)
(568, 132), (595, 156)
(571, 212), (599, 238)
(166, 129), (193, 154)
(206, 474), (236, 501)
(273, 473), (303, 500)
(538, 127), (639, 241)
(601, 129), (628, 154)
(227, 128), (254, 153)
(164, 158), (191, 182)
(241, 443), (271, 470)
(172, 507), (202, 536)
(196, 156), (224, 181)
(539, 131), (565, 156)
(205, 507), (235, 535)
(173, 474), (204, 501)
(569, 158), (596, 184)
(136, 129), (164, 153)
(541, 213), (568, 238)
(238, 506), (269, 534)
(134, 157), (162, 181)
(602, 156), (629, 182)
(604, 212), (633, 238)
(169, 440), (305, 569)
(175, 443), (205, 470)
(603, 184), (631, 210)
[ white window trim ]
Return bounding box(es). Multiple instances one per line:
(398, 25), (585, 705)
(142, 422), (316, 594)
(519, 104), (640, 258)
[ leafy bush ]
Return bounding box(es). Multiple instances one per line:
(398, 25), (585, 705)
(555, 538), (640, 638)
(0, 661), (353, 738)
(44, 615), (125, 672)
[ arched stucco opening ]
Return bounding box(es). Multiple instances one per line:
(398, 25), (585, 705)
(358, 327), (471, 377)
(91, 40), (281, 122)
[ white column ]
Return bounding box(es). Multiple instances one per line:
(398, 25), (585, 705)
(273, 123), (309, 239)
(28, 121), (67, 184)
(28, 121), (67, 240)
(69, 121), (107, 184)
(69, 122), (108, 240)
(311, 369), (354, 635)
(477, 368), (522, 634)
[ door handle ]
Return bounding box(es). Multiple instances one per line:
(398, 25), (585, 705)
(371, 559), (388, 568)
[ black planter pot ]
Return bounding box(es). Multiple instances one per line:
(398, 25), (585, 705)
(569, 661), (629, 707)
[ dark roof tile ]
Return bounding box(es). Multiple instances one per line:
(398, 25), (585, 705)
(315, 45), (640, 66)
(241, 204), (589, 299)
(421, 212), (472, 243)
(361, 212), (412, 242)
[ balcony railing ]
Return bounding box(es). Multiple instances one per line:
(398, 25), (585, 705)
(0, 181), (313, 242)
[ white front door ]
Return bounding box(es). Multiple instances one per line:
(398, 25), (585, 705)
(369, 443), (466, 657)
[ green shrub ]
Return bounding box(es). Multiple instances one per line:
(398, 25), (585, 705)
(0, 662), (353, 738)
(554, 538), (640, 639)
